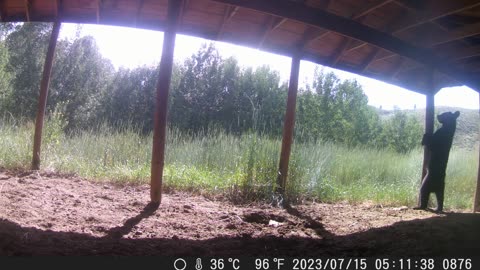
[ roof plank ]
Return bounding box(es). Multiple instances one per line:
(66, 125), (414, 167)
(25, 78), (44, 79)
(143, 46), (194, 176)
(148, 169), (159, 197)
(389, 0), (480, 34)
(211, 0), (480, 90)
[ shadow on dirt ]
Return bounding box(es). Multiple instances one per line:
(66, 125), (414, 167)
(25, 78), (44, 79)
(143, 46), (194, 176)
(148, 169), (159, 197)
(105, 202), (159, 239)
(1, 204), (479, 256)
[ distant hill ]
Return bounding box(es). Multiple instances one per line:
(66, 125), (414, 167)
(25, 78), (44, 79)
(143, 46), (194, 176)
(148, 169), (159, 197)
(378, 107), (479, 150)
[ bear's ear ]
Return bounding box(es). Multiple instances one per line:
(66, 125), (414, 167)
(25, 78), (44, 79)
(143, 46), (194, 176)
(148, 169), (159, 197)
(454, 111), (460, 118)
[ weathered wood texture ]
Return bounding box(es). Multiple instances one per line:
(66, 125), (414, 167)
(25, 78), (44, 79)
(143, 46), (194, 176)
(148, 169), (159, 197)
(475, 94), (480, 212)
(31, 21), (61, 170)
(421, 91), (435, 182)
(276, 54), (300, 199)
(150, 0), (183, 204)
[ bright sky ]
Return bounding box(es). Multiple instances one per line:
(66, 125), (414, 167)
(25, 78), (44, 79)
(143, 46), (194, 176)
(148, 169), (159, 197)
(58, 23), (479, 110)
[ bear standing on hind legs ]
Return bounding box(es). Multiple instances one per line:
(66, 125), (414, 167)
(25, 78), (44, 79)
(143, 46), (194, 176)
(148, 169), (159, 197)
(415, 111), (460, 212)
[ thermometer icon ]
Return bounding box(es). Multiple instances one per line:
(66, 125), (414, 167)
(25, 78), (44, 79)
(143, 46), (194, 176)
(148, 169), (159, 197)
(195, 258), (203, 270)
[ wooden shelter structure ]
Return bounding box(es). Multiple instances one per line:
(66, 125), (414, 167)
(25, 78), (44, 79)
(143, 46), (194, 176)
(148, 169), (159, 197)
(2, 0), (480, 211)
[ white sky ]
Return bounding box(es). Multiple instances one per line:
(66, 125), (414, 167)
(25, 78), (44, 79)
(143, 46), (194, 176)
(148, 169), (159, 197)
(58, 23), (479, 110)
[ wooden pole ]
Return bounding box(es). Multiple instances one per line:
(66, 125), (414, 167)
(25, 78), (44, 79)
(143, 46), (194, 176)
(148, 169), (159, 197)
(421, 92), (435, 181)
(31, 21), (61, 170)
(150, 0), (182, 204)
(276, 54), (301, 200)
(421, 69), (436, 181)
(474, 93), (480, 212)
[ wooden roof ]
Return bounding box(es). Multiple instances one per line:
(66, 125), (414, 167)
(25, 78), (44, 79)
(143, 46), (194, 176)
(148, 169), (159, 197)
(2, 0), (480, 95)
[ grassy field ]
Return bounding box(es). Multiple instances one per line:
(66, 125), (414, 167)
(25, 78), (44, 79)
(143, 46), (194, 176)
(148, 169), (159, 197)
(0, 117), (478, 210)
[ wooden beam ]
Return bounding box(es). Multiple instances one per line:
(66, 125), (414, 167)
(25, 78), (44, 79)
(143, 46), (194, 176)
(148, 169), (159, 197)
(449, 45), (480, 62)
(330, 38), (353, 66)
(302, 0), (384, 49)
(210, 0), (480, 91)
(359, 48), (381, 72)
(217, 6), (239, 40)
(32, 21), (61, 170)
(421, 71), (435, 182)
(55, 0), (64, 19)
(389, 0), (480, 34)
(369, 21), (480, 66)
(97, 0), (102, 23)
(301, 28), (330, 48)
(428, 22), (480, 47)
(150, 0), (183, 204)
(344, 1), (479, 54)
(319, 0), (331, 10)
(352, 0), (394, 20)
(475, 94), (480, 212)
(134, 0), (145, 27)
(390, 56), (405, 79)
(258, 17), (286, 48)
(25, 0), (31, 21)
(276, 53), (301, 203)
(344, 9), (409, 55)
(344, 41), (368, 54)
(0, 0), (5, 22)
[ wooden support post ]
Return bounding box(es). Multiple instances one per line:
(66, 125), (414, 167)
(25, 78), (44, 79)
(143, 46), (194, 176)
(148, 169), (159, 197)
(276, 54), (301, 201)
(474, 94), (480, 212)
(150, 0), (182, 204)
(31, 21), (61, 170)
(421, 90), (435, 181)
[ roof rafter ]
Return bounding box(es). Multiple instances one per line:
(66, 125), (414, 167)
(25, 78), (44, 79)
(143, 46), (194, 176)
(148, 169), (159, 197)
(217, 5), (239, 40)
(300, 28), (329, 48)
(428, 22), (480, 46)
(134, 0), (145, 27)
(258, 16), (286, 48)
(0, 0), (5, 22)
(345, 1), (480, 54)
(55, 0), (64, 19)
(352, 0), (395, 20)
(210, 0), (480, 91)
(329, 37), (354, 66)
(371, 21), (480, 64)
(319, 0), (331, 10)
(389, 0), (480, 34)
(25, 0), (31, 21)
(97, 0), (103, 23)
(390, 57), (405, 79)
(450, 45), (480, 61)
(303, 0), (392, 49)
(359, 48), (382, 72)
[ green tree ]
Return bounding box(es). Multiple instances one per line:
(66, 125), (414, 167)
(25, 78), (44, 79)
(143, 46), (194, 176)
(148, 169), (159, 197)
(49, 35), (114, 131)
(377, 109), (423, 153)
(5, 23), (51, 117)
(0, 32), (12, 115)
(170, 43), (230, 132)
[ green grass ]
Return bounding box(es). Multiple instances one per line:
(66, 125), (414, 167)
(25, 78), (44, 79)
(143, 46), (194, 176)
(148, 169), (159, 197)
(0, 117), (478, 210)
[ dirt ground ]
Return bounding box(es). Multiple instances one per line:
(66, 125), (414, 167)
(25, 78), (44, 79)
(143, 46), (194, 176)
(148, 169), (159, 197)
(1, 168), (479, 256)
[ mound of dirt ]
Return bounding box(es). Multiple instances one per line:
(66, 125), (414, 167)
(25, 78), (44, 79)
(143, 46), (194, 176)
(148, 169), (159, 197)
(0, 169), (479, 256)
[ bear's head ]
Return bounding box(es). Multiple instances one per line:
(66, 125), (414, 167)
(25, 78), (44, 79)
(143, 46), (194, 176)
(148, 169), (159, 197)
(437, 111), (460, 126)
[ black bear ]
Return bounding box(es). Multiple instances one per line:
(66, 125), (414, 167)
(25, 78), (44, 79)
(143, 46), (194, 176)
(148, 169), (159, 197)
(415, 111), (460, 212)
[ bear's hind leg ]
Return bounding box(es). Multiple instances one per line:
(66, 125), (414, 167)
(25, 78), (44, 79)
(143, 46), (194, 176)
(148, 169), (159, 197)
(434, 181), (446, 213)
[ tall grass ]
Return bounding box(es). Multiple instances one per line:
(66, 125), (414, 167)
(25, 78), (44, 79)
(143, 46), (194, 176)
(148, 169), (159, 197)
(0, 117), (478, 210)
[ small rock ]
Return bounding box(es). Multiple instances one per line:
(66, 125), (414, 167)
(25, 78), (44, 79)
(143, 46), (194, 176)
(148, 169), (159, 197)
(268, 220), (283, 227)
